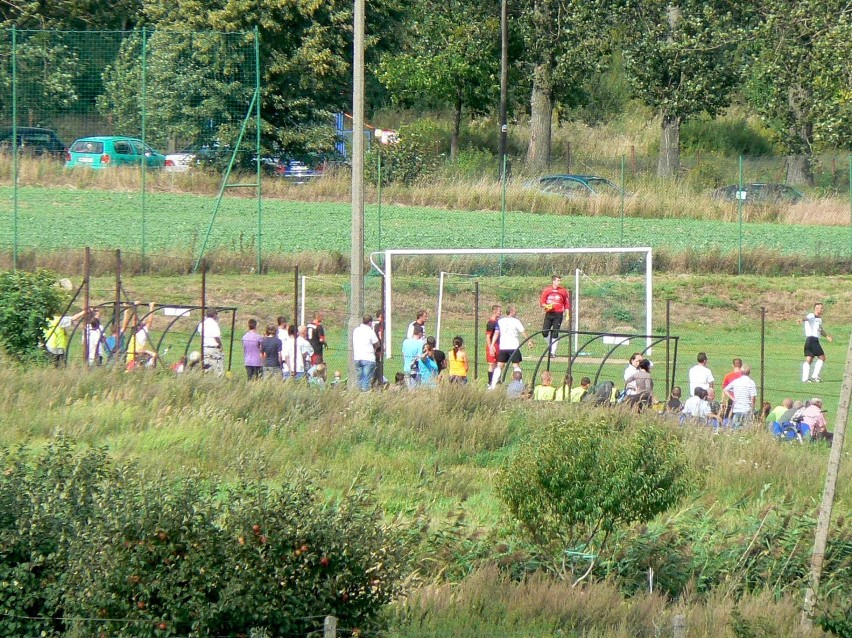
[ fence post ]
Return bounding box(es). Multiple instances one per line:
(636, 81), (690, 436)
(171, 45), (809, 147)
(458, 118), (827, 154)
(759, 307), (765, 414)
(323, 615), (337, 638)
(11, 26), (18, 270)
(255, 25), (262, 275)
(474, 281), (480, 380)
(737, 155), (743, 275)
(377, 153), (382, 252)
(83, 248), (91, 363)
(620, 154), (626, 246)
(672, 614), (687, 638)
(141, 27), (148, 271)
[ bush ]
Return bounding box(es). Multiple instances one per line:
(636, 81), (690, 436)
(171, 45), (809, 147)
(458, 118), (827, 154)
(0, 439), (417, 637)
(498, 412), (694, 582)
(367, 120), (446, 185)
(0, 269), (65, 361)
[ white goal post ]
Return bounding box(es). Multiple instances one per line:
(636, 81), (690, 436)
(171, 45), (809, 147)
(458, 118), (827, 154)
(369, 247), (653, 358)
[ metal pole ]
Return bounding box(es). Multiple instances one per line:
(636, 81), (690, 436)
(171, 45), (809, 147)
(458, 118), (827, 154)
(499, 153), (507, 275)
(201, 261), (207, 362)
(737, 155), (743, 275)
(227, 309), (236, 373)
(759, 306), (765, 414)
(255, 26), (263, 274)
(474, 281), (480, 381)
(573, 268), (580, 352)
(83, 248), (90, 363)
(620, 154), (626, 246)
(293, 266), (299, 375)
(300, 275), (306, 327)
(11, 26), (18, 270)
(436, 271), (445, 349)
(645, 249), (653, 352)
(498, 0), (508, 180)
(141, 27), (148, 269)
(666, 299), (671, 398)
(349, 0), (366, 382)
(115, 249), (122, 344)
(801, 329), (851, 630)
(377, 153), (382, 251)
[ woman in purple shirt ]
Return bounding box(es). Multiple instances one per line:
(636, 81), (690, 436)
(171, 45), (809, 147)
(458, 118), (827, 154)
(241, 319), (264, 380)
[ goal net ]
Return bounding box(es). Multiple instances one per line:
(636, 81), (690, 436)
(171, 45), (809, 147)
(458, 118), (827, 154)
(371, 248), (653, 380)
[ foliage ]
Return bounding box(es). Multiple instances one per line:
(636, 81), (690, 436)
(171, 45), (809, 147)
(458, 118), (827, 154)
(367, 120), (446, 184)
(0, 269), (64, 361)
(0, 439), (417, 637)
(498, 412), (694, 580)
(745, 1), (852, 155)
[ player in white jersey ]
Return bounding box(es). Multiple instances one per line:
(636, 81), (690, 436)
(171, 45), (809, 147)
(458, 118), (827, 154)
(801, 302), (832, 382)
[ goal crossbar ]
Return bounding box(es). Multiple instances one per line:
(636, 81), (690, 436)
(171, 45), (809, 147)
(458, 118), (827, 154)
(369, 247), (653, 358)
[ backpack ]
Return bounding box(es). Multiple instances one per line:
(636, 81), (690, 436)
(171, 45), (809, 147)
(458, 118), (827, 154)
(583, 381), (614, 405)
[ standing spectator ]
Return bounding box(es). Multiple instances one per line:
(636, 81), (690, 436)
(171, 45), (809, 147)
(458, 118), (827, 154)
(352, 314), (379, 391)
(801, 302), (832, 383)
(198, 309), (224, 377)
(401, 324), (425, 387)
(104, 324), (124, 366)
(485, 304), (502, 380)
(720, 358), (743, 418)
(418, 342), (440, 388)
(84, 316), (105, 366)
(260, 324), (283, 380)
(688, 352), (715, 397)
(372, 310), (385, 387)
(241, 318), (263, 380)
(540, 275), (570, 356)
(533, 371), (557, 401)
(306, 312), (326, 365)
(43, 309), (86, 365)
(284, 325), (313, 380)
(406, 309), (428, 339)
(447, 336), (469, 384)
(280, 324), (294, 379)
(724, 364), (757, 428)
(489, 305), (533, 389)
(426, 336), (447, 377)
(625, 358), (654, 411)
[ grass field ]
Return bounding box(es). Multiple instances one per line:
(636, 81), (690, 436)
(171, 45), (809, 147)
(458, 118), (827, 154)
(2, 185), (852, 261)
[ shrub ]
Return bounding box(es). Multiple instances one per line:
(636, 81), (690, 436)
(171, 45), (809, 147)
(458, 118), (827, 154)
(367, 120), (446, 185)
(498, 412), (694, 583)
(0, 439), (417, 637)
(0, 269), (65, 361)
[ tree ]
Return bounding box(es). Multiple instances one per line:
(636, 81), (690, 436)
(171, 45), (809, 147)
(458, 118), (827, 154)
(0, 270), (65, 361)
(621, 1), (743, 178)
(515, 0), (609, 168)
(375, 0), (499, 161)
(0, 0), (143, 31)
(745, 1), (852, 184)
(498, 413), (694, 584)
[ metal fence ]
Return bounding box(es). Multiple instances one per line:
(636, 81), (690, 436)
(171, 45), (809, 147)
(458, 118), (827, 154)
(0, 27), (261, 269)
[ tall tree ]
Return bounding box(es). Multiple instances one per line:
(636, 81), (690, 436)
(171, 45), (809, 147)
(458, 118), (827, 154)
(375, 0), (499, 161)
(0, 0), (143, 30)
(515, 0), (609, 168)
(621, 1), (742, 178)
(746, 1), (852, 184)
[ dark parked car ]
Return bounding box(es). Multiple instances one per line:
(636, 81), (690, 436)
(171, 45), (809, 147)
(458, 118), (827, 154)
(533, 174), (626, 197)
(0, 126), (66, 158)
(711, 183), (804, 204)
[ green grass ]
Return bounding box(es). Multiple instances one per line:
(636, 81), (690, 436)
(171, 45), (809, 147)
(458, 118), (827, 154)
(2, 185), (852, 259)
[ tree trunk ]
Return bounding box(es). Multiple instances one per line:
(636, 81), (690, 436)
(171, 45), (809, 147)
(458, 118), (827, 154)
(526, 62), (553, 169)
(785, 84), (814, 185)
(657, 111), (681, 178)
(450, 91), (462, 162)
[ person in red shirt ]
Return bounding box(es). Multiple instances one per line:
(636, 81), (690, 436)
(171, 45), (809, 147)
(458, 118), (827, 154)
(721, 358), (743, 418)
(485, 304), (502, 377)
(540, 275), (570, 356)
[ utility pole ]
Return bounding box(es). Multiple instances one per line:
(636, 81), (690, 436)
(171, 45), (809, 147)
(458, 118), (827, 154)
(349, 0), (366, 382)
(498, 0), (508, 180)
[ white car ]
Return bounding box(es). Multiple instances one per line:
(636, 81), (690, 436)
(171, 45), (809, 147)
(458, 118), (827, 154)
(163, 150), (196, 173)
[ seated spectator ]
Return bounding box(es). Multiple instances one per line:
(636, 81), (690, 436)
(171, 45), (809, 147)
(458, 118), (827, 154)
(625, 359), (654, 411)
(570, 377), (591, 403)
(533, 371), (557, 401)
(767, 398), (793, 424)
(801, 397), (833, 443)
(682, 387), (712, 422)
(664, 386), (683, 414)
(506, 369), (526, 399)
(554, 373), (573, 402)
(780, 400), (803, 424)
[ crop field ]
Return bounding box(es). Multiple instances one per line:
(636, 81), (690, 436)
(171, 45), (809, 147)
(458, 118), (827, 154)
(2, 185), (851, 258)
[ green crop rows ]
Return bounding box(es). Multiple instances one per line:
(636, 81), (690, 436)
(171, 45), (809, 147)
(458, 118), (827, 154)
(1, 185), (848, 256)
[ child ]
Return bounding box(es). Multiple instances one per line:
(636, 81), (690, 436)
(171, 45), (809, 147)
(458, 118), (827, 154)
(533, 371), (556, 401)
(447, 336), (469, 384)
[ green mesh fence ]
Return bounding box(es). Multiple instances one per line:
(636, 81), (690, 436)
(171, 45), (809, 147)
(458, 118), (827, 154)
(0, 28), (261, 268)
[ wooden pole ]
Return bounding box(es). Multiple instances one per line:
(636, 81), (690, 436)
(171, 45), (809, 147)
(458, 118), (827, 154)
(323, 615), (337, 638)
(474, 281), (480, 380)
(114, 249), (122, 344)
(801, 330), (852, 631)
(83, 247), (90, 363)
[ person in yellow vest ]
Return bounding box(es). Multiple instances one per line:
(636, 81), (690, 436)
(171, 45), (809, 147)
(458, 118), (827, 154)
(43, 309), (86, 365)
(555, 374), (591, 402)
(124, 302), (158, 369)
(533, 370), (557, 401)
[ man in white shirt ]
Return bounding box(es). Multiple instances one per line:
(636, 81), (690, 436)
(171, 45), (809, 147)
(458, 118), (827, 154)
(688, 352), (714, 397)
(352, 314), (379, 391)
(197, 309), (224, 377)
(489, 305), (532, 389)
(284, 325), (313, 380)
(724, 364), (757, 429)
(406, 309), (428, 339)
(801, 302), (832, 382)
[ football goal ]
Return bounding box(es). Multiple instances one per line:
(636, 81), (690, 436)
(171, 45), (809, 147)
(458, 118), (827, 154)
(369, 247), (653, 359)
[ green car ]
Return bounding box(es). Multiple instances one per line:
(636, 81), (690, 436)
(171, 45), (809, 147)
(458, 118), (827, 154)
(65, 136), (166, 169)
